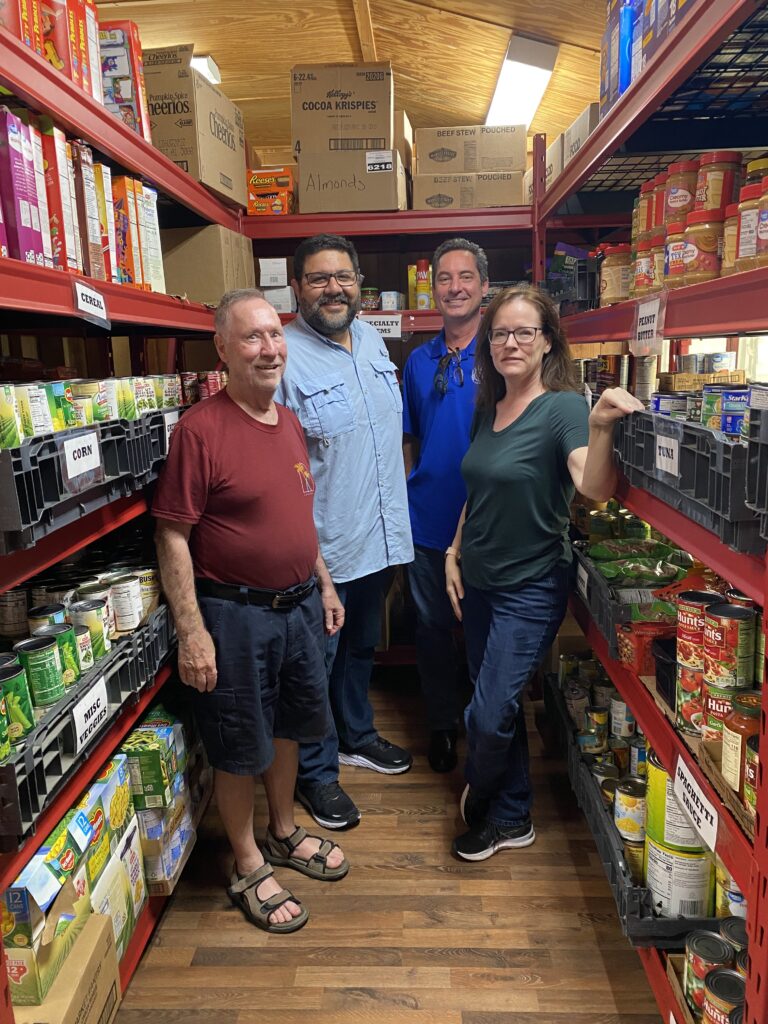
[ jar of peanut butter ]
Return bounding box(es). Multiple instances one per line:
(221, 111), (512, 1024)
(634, 240), (653, 297)
(665, 160), (699, 225)
(735, 183), (763, 272)
(652, 173), (668, 230)
(745, 157), (768, 187)
(756, 176), (768, 268)
(721, 204), (740, 276)
(650, 232), (666, 291)
(664, 222), (687, 288)
(637, 180), (655, 243)
(600, 245), (632, 306)
(695, 151), (742, 213)
(684, 210), (724, 286)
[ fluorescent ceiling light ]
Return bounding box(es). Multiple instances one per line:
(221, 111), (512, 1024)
(486, 35), (559, 127)
(191, 55), (221, 85)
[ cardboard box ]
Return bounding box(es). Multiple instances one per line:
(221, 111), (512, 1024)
(13, 914), (121, 1024)
(563, 103), (600, 167)
(665, 954), (697, 1024)
(98, 20), (152, 142)
(64, 141), (83, 272)
(412, 170), (523, 210)
(39, 118), (78, 271)
(88, 851), (132, 961)
(607, 0), (621, 111)
(0, 107), (43, 264)
(545, 134), (563, 189)
(247, 166), (296, 216)
(93, 162), (118, 283)
(133, 179), (150, 290)
(81, 0), (102, 102)
(250, 144), (295, 168)
(15, 112), (54, 268)
(299, 149), (406, 214)
(257, 256), (288, 287)
(394, 109), (413, 171)
(263, 285), (296, 314)
(1, 0), (42, 54)
(116, 815), (146, 925)
(415, 124), (526, 174)
(139, 184), (166, 293)
(291, 62), (393, 159)
(161, 223), (254, 304)
(144, 43), (247, 208)
(599, 22), (611, 118)
(38, 0), (75, 81)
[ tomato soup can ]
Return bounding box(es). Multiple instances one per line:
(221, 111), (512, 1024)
(644, 836), (715, 918)
(33, 623), (80, 688)
(68, 599), (111, 661)
(614, 776), (646, 842)
(702, 969), (744, 1024)
(646, 749), (704, 851)
(702, 682), (735, 742)
(0, 665), (33, 744)
(677, 663), (705, 734)
(677, 591), (721, 670)
(12, 637), (64, 707)
(703, 604), (756, 689)
(684, 931), (735, 1018)
(74, 624), (94, 673)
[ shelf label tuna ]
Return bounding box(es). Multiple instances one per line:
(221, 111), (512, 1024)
(655, 435), (680, 477)
(73, 676), (109, 753)
(672, 755), (718, 851)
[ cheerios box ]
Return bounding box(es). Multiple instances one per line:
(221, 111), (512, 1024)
(121, 725), (176, 810)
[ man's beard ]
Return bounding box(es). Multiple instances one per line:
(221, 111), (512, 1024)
(302, 292), (360, 335)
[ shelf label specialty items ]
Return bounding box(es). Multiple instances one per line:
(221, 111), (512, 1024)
(73, 676), (109, 754)
(655, 434), (680, 478)
(163, 410), (180, 455)
(73, 280), (111, 330)
(631, 293), (667, 358)
(359, 313), (402, 339)
(673, 755), (718, 851)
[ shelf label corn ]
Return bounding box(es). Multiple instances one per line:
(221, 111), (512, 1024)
(62, 430), (100, 478)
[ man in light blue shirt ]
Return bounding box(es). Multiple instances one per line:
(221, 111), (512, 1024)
(277, 234), (414, 831)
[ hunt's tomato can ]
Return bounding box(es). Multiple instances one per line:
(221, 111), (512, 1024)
(703, 604), (756, 689)
(677, 591), (721, 670)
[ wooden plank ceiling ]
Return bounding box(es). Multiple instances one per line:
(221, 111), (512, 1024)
(95, 0), (603, 157)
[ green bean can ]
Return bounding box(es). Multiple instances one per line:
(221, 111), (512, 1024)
(33, 623), (80, 688)
(13, 637), (65, 707)
(74, 624), (94, 672)
(0, 694), (10, 762)
(68, 599), (110, 660)
(0, 665), (35, 742)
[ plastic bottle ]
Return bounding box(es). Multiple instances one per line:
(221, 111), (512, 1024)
(618, 0), (635, 95)
(415, 259), (431, 309)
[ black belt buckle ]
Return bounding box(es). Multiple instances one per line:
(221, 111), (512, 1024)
(271, 591), (292, 609)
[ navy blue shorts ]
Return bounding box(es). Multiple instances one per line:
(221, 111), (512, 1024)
(193, 588), (330, 775)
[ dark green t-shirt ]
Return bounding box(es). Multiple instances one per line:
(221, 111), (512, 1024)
(461, 390), (590, 591)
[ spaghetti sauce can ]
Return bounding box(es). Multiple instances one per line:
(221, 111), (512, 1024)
(702, 682), (735, 742)
(703, 604), (756, 689)
(677, 591), (721, 670)
(702, 969), (745, 1024)
(684, 931), (734, 1019)
(677, 663), (705, 734)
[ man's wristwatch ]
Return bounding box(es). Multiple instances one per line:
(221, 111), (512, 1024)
(445, 546), (461, 561)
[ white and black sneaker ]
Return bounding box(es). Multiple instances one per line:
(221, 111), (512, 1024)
(338, 737), (412, 774)
(453, 818), (536, 861)
(295, 781), (361, 830)
(460, 784), (491, 828)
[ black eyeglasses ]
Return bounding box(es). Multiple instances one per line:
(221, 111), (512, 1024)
(488, 326), (543, 346)
(433, 349), (464, 396)
(303, 271), (362, 288)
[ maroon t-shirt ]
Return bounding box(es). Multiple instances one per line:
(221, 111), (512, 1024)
(152, 390), (318, 590)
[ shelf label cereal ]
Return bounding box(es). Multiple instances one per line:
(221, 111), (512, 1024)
(73, 278), (110, 328)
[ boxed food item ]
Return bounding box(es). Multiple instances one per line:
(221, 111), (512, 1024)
(140, 705), (187, 773)
(98, 20), (152, 142)
(299, 149), (406, 214)
(144, 43), (247, 208)
(63, 141), (84, 271)
(412, 171), (523, 210)
(263, 285), (296, 314)
(141, 792), (195, 890)
(88, 852), (131, 960)
(250, 144), (295, 168)
(394, 109), (413, 171)
(161, 224), (256, 304)
(133, 179), (151, 290)
(257, 257), (289, 287)
(39, 118), (79, 272)
(111, 175), (143, 287)
(13, 111), (54, 268)
(70, 140), (106, 280)
(290, 62), (394, 158)
(415, 124), (526, 174)
(138, 184), (165, 293)
(247, 166), (296, 216)
(93, 163), (118, 284)
(116, 815), (146, 925)
(0, 106), (45, 265)
(0, 0), (43, 54)
(564, 103), (599, 167)
(12, 914), (121, 1024)
(38, 0), (76, 81)
(121, 724), (176, 810)
(79, 0), (102, 103)
(120, 376), (157, 419)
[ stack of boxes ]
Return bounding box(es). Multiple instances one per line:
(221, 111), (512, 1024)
(98, 20), (152, 142)
(413, 124), (527, 210)
(523, 103), (600, 202)
(247, 165), (297, 216)
(256, 257), (296, 313)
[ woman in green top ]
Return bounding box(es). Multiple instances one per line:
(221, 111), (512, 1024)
(445, 285), (642, 861)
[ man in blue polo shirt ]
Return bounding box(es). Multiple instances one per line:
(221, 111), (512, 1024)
(402, 238), (489, 773)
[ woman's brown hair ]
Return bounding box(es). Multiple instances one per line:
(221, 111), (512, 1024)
(474, 285), (580, 411)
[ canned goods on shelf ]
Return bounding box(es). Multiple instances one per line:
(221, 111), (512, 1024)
(614, 776), (646, 842)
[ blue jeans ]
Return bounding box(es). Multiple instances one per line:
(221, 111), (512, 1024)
(298, 567), (394, 786)
(408, 545), (461, 732)
(462, 566), (569, 827)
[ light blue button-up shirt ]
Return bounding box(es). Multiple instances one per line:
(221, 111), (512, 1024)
(277, 313), (414, 583)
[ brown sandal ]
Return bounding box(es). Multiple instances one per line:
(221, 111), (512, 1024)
(263, 825), (349, 881)
(227, 862), (309, 933)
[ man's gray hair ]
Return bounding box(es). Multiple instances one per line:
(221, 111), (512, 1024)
(432, 238), (489, 284)
(214, 288), (265, 334)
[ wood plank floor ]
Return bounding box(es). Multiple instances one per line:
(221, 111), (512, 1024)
(117, 668), (661, 1024)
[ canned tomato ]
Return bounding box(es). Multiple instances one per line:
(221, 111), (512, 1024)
(684, 931), (734, 1018)
(197, 370), (224, 400)
(13, 637), (65, 707)
(677, 663), (705, 734)
(33, 623), (80, 688)
(735, 951), (748, 979)
(702, 969), (745, 1024)
(26, 602), (66, 633)
(743, 733), (759, 820)
(703, 604), (756, 689)
(629, 736), (647, 776)
(614, 776), (646, 842)
(720, 916), (748, 954)
(702, 682), (735, 742)
(677, 591), (721, 670)
(74, 624), (94, 672)
(68, 599), (110, 660)
(725, 590), (754, 609)
(728, 1006), (743, 1024)
(180, 372), (199, 404)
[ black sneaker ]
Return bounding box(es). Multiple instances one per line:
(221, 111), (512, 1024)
(338, 737), (412, 775)
(295, 781), (361, 830)
(453, 818), (536, 861)
(459, 784), (490, 828)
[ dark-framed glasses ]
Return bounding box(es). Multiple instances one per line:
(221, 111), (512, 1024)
(433, 349), (464, 396)
(488, 326), (543, 346)
(303, 270), (362, 288)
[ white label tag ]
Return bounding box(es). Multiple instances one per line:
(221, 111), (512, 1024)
(366, 149), (394, 173)
(74, 280), (110, 326)
(258, 257), (287, 287)
(63, 430), (100, 478)
(360, 313), (402, 339)
(673, 755), (718, 851)
(163, 410), (180, 454)
(655, 434), (679, 476)
(577, 563), (589, 601)
(636, 296), (661, 342)
(72, 676), (109, 754)
(669, 1013), (678, 1024)
(631, 293), (666, 357)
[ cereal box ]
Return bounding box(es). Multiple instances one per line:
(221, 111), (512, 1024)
(99, 20), (152, 142)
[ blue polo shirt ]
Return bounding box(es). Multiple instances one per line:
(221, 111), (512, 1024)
(277, 313), (413, 584)
(402, 329), (477, 551)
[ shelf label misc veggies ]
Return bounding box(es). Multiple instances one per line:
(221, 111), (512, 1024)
(673, 754), (718, 851)
(73, 675), (109, 753)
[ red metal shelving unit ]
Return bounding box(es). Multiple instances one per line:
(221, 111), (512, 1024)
(0, 260), (215, 334)
(0, 29), (240, 231)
